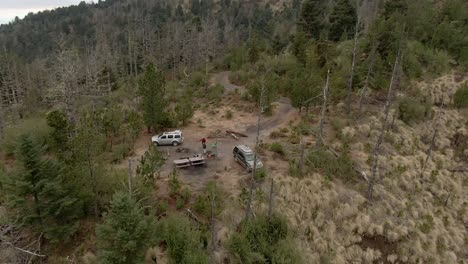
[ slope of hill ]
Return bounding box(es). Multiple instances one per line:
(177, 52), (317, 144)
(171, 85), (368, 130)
(0, 0), (467, 263)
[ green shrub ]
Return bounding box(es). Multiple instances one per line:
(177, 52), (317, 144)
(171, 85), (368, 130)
(307, 149), (355, 181)
(398, 97), (428, 124)
(190, 71), (207, 87)
(181, 188), (191, 203)
(224, 46), (248, 70)
(176, 198), (185, 210)
(207, 84), (225, 101)
(270, 143), (286, 156)
(254, 168), (267, 181)
(157, 214), (209, 263)
(229, 70), (249, 86)
(1, 116), (51, 156)
(155, 200), (168, 216)
(168, 169), (181, 196)
(454, 84), (468, 108)
(226, 109), (233, 119)
(228, 214), (302, 264)
(193, 181), (224, 218)
(405, 41), (450, 79)
(110, 143), (132, 163)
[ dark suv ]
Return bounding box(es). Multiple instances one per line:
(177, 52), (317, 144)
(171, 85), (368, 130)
(233, 145), (263, 172)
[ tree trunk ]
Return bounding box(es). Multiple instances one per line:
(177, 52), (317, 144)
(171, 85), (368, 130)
(245, 74), (266, 221)
(358, 44), (377, 115)
(346, 17), (360, 114)
(367, 46), (402, 201)
(128, 158), (134, 196)
(420, 110), (442, 178)
(210, 182), (216, 264)
(317, 69), (331, 148)
(268, 179), (274, 218)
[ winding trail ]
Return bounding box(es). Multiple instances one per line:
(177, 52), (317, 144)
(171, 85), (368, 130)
(210, 71), (295, 135)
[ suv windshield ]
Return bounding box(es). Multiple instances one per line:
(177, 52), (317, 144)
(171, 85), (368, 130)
(245, 153), (255, 161)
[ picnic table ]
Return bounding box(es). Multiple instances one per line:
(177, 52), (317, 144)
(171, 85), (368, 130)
(173, 154), (206, 168)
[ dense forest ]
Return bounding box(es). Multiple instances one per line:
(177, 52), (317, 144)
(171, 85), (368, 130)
(0, 0), (467, 263)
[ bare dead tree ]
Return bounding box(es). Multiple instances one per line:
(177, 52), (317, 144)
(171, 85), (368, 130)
(245, 71), (267, 221)
(316, 69), (331, 148)
(53, 40), (82, 122)
(268, 179), (275, 218)
(367, 46), (402, 201)
(128, 158), (134, 196)
(358, 43), (377, 115)
(420, 108), (443, 179)
(210, 181), (217, 264)
(346, 16), (361, 114)
(299, 134), (306, 177)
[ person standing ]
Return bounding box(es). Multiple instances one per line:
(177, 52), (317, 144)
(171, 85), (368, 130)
(200, 138), (207, 155)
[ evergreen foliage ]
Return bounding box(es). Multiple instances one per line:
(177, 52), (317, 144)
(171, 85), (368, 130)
(157, 214), (209, 263)
(138, 64), (167, 132)
(328, 0), (357, 42)
(175, 96), (194, 126)
(137, 144), (165, 181)
(454, 84), (468, 109)
(228, 214), (302, 264)
(2, 135), (83, 243)
(398, 97), (429, 124)
(97, 191), (156, 264)
(297, 0), (326, 39)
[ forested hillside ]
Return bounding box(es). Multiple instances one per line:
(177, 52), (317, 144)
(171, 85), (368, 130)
(0, 0), (467, 263)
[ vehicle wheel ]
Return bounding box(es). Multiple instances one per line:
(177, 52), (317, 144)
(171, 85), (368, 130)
(154, 141), (159, 146)
(172, 141), (179, 146)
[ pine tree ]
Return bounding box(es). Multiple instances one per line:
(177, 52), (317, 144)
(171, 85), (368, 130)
(329, 0), (357, 42)
(291, 31), (309, 65)
(137, 144), (165, 181)
(138, 63), (167, 132)
(97, 191), (155, 264)
(297, 0), (326, 39)
(175, 95), (194, 126)
(46, 110), (72, 158)
(3, 135), (82, 243)
(247, 34), (260, 64)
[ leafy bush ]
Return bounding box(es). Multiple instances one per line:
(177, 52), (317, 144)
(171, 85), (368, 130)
(270, 143), (286, 156)
(190, 71), (207, 87)
(225, 109), (233, 119)
(405, 41), (450, 79)
(224, 46), (248, 70)
(229, 70), (249, 86)
(1, 116), (51, 156)
(110, 143), (132, 163)
(193, 181), (224, 218)
(157, 214), (209, 263)
(254, 168), (267, 181)
(454, 84), (468, 108)
(228, 214), (302, 264)
(176, 198), (185, 210)
(398, 97), (428, 124)
(207, 84), (225, 101)
(168, 169), (181, 196)
(155, 200), (168, 216)
(307, 149), (355, 181)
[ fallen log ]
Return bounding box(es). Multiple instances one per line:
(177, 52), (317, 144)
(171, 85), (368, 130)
(226, 130), (248, 138)
(229, 133), (239, 140)
(449, 168), (468, 173)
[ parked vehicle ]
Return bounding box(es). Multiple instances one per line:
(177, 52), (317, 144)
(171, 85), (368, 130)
(233, 145), (263, 172)
(152, 130), (184, 146)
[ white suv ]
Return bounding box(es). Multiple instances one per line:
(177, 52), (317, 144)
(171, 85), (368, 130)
(152, 130), (184, 146)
